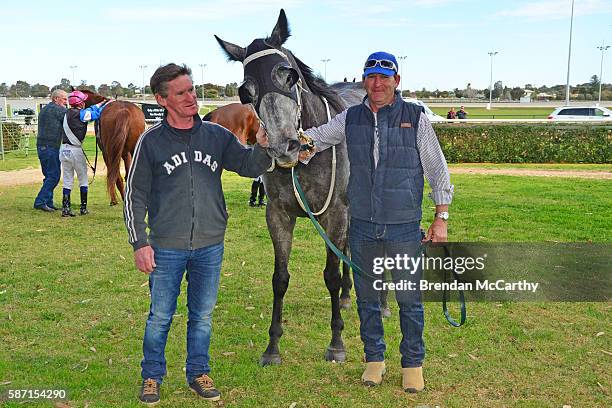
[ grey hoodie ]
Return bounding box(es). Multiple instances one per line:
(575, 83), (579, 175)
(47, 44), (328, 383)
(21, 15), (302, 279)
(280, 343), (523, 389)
(124, 114), (271, 251)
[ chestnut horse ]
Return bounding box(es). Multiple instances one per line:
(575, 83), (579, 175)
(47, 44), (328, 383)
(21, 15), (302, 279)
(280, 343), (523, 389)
(203, 103), (260, 145)
(81, 90), (145, 205)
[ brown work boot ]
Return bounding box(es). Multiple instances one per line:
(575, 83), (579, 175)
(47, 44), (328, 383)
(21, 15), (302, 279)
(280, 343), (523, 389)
(189, 374), (221, 401)
(361, 361), (386, 386)
(402, 366), (424, 393)
(139, 378), (160, 405)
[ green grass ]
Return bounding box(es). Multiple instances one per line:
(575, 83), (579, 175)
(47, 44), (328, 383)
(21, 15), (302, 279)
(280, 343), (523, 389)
(430, 107), (554, 119)
(0, 136), (100, 172)
(0, 173), (610, 407)
(449, 163), (612, 171)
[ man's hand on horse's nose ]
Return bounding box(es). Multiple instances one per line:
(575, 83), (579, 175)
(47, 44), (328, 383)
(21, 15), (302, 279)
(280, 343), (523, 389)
(134, 245), (156, 274)
(256, 126), (269, 148)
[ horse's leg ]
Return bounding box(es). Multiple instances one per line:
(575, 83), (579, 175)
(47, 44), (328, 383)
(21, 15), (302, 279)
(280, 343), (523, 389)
(340, 251), (352, 309)
(100, 148), (118, 206)
(260, 205), (296, 366)
(319, 213), (347, 362)
(117, 152), (132, 202)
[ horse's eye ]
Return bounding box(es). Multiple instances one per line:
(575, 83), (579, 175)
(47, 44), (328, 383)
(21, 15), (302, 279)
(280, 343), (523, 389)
(272, 64), (299, 90)
(238, 81), (257, 104)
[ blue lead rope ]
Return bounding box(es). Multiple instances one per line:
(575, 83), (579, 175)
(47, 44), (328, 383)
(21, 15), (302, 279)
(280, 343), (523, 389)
(291, 168), (466, 327)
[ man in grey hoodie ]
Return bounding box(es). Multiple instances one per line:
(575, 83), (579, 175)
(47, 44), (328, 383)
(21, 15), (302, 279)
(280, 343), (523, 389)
(124, 63), (271, 405)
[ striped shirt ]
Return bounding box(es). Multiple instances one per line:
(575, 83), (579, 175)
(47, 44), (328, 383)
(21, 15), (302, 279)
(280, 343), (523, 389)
(304, 104), (454, 205)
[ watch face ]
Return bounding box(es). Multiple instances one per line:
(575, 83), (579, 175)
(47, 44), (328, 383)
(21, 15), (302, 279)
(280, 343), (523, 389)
(437, 212), (449, 220)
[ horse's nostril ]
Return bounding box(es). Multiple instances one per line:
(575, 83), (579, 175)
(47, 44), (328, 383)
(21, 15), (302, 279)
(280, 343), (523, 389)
(287, 140), (301, 152)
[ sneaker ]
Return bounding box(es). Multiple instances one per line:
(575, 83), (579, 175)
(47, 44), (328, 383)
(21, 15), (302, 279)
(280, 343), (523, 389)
(139, 378), (160, 405)
(189, 374), (221, 401)
(248, 200), (256, 207)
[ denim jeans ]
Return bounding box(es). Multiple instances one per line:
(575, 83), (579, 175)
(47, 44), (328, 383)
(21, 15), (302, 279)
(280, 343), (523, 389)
(141, 243), (223, 384)
(34, 145), (60, 208)
(349, 218), (425, 368)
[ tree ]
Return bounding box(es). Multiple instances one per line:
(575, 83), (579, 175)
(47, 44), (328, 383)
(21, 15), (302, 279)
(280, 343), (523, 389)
(589, 75), (600, 94)
(98, 84), (111, 97)
(111, 81), (124, 99)
(224, 82), (238, 97)
(9, 81), (31, 97)
(492, 80), (503, 99)
(0, 83), (7, 96)
(502, 87), (512, 101)
(52, 78), (72, 92)
(30, 83), (50, 97)
(125, 83), (137, 98)
(510, 87), (524, 100)
(78, 80), (96, 93)
(204, 88), (219, 98)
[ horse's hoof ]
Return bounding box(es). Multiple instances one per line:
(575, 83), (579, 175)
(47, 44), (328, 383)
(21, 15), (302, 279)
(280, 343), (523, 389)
(259, 353), (282, 366)
(109, 201), (118, 206)
(340, 297), (351, 310)
(381, 307), (391, 319)
(324, 347), (346, 363)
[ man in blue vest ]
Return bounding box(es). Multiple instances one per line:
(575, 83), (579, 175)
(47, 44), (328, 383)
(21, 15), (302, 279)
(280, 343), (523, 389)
(300, 51), (454, 393)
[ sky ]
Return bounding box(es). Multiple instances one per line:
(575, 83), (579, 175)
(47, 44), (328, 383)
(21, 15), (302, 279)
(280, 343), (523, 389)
(1, 0), (611, 92)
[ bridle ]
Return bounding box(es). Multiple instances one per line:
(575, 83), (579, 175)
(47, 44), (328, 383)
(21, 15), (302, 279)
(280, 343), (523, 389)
(242, 47), (314, 162)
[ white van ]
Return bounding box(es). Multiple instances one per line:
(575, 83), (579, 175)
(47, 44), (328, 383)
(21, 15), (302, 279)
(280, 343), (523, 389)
(547, 106), (612, 121)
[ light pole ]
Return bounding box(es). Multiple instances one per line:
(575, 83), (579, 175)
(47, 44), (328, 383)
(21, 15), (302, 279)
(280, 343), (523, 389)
(321, 59), (330, 82)
(487, 51), (498, 110)
(565, 0), (575, 105)
(596, 44), (610, 104)
(139, 65), (147, 102)
(199, 64), (207, 106)
(397, 55), (407, 97)
(69, 65), (77, 87)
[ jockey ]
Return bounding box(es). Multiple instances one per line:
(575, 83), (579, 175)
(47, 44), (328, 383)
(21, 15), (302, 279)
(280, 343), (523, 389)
(60, 90), (106, 217)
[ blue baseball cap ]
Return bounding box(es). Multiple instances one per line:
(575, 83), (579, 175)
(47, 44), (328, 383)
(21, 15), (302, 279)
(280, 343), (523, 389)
(363, 51), (399, 77)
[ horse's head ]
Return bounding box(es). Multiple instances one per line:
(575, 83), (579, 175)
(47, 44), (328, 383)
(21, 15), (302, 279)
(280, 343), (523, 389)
(215, 9), (303, 168)
(79, 89), (106, 107)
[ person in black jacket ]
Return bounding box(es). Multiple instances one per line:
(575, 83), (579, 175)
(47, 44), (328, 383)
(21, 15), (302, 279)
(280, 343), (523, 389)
(125, 63), (271, 405)
(33, 90), (67, 212)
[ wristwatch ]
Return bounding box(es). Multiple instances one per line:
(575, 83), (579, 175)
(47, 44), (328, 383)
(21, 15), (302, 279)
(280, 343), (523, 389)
(435, 211), (449, 221)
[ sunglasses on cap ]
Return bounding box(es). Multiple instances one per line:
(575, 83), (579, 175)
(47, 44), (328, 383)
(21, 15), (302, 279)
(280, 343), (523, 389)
(363, 59), (398, 73)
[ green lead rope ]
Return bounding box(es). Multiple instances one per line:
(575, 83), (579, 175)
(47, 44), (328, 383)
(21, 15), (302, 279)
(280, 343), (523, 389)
(291, 169), (466, 327)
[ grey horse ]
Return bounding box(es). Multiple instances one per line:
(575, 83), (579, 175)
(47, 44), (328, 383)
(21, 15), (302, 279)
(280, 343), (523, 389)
(216, 9), (364, 365)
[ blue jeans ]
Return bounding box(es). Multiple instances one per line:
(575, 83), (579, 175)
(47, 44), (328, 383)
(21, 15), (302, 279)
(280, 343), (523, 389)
(141, 243), (223, 384)
(349, 218), (425, 368)
(34, 145), (60, 208)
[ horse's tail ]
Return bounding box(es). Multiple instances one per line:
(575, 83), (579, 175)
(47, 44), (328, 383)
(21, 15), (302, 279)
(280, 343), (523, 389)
(105, 108), (131, 203)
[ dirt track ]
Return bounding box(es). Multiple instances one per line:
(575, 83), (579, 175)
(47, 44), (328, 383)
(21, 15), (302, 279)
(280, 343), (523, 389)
(1, 165), (610, 188)
(0, 164), (108, 188)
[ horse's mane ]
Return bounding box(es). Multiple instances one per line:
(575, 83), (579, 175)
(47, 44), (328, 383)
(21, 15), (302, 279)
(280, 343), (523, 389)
(283, 49), (346, 114)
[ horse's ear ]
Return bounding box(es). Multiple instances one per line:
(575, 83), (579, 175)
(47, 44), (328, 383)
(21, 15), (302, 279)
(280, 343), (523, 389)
(215, 35), (246, 62)
(269, 9), (291, 47)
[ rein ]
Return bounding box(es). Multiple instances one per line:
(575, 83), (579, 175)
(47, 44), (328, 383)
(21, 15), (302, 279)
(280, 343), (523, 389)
(292, 170), (466, 327)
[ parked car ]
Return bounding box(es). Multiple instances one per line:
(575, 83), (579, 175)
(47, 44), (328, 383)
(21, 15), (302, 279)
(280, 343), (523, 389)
(402, 98), (446, 122)
(547, 106), (612, 121)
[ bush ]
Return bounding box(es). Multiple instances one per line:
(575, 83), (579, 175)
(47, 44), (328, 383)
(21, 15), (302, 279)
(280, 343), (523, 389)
(433, 123), (612, 163)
